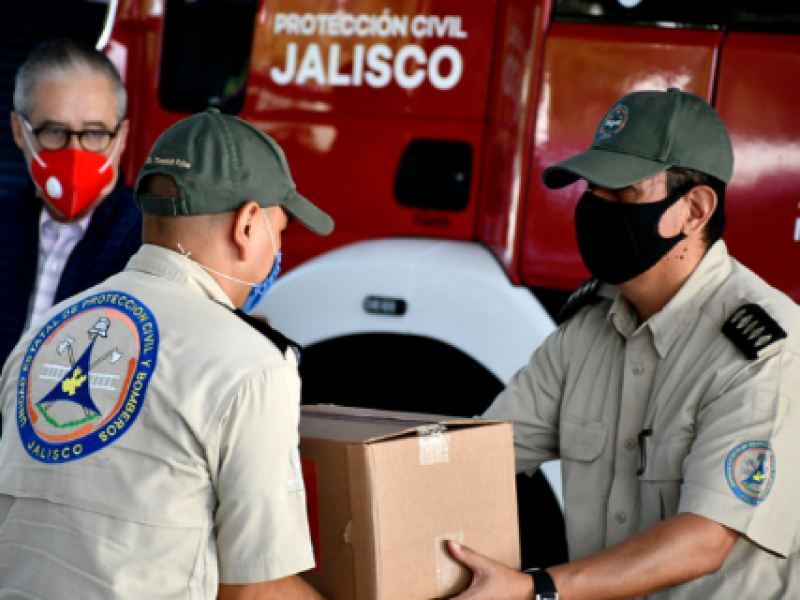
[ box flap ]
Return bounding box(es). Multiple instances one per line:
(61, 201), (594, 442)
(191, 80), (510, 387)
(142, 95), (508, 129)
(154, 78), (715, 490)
(300, 405), (505, 444)
(362, 419), (505, 444)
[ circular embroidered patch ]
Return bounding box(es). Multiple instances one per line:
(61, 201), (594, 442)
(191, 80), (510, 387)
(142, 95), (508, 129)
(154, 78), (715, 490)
(597, 103), (629, 139)
(17, 292), (159, 463)
(725, 441), (775, 506)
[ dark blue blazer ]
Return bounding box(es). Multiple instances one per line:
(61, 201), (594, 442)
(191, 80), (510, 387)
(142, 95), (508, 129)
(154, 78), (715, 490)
(0, 177), (142, 370)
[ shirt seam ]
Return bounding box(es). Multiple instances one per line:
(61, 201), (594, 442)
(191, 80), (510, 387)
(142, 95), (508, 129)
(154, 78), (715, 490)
(222, 551), (312, 570)
(203, 361), (298, 445)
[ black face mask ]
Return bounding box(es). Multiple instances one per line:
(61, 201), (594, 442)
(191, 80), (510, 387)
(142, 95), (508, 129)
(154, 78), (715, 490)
(574, 183), (694, 285)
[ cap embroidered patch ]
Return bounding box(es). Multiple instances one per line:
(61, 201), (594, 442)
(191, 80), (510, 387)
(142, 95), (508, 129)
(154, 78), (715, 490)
(597, 103), (629, 139)
(17, 292), (159, 463)
(725, 441), (775, 506)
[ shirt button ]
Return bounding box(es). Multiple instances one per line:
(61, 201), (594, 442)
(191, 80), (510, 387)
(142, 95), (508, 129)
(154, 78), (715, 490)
(624, 438), (636, 451)
(50, 261), (60, 271)
(615, 511), (627, 524)
(632, 364), (644, 375)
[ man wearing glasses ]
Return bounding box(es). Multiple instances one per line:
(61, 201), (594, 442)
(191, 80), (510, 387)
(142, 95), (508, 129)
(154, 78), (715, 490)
(0, 38), (141, 379)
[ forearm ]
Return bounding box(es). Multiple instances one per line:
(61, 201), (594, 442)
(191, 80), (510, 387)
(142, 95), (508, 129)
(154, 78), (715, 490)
(548, 513), (738, 600)
(219, 574), (328, 600)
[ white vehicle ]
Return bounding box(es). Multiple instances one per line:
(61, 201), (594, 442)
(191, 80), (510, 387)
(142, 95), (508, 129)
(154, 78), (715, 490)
(255, 238), (566, 567)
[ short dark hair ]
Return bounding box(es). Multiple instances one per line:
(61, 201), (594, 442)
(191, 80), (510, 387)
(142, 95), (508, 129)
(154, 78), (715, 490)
(14, 38), (126, 120)
(665, 167), (726, 246)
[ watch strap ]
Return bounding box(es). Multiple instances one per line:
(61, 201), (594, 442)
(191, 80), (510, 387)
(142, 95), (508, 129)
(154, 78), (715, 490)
(525, 568), (558, 600)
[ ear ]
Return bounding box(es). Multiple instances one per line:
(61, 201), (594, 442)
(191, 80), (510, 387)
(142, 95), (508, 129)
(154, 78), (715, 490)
(10, 112), (36, 170)
(683, 185), (717, 237)
(10, 112), (25, 150)
(117, 118), (130, 156)
(232, 201), (262, 261)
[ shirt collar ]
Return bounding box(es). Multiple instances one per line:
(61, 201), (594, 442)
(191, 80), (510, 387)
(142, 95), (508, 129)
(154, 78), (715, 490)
(607, 292), (638, 339)
(124, 244), (236, 310)
(607, 240), (733, 357)
(39, 204), (94, 236)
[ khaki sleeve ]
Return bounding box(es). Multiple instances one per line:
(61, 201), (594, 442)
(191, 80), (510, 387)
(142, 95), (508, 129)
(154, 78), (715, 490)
(483, 325), (568, 474)
(214, 362), (315, 584)
(679, 349), (800, 557)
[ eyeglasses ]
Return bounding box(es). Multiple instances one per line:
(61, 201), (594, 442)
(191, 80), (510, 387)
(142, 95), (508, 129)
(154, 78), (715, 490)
(21, 115), (121, 153)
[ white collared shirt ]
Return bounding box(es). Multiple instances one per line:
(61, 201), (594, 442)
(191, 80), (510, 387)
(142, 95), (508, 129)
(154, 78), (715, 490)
(26, 207), (94, 331)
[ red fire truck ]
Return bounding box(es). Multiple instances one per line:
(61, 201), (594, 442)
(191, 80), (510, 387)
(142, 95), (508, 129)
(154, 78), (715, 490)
(100, 0), (800, 566)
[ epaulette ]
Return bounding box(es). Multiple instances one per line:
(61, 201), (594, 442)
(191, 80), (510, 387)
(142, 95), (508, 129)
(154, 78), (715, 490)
(722, 303), (787, 360)
(557, 278), (601, 325)
(234, 309), (304, 364)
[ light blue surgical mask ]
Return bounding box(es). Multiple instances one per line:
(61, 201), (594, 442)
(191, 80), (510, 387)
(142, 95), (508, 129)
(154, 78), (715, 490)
(241, 249), (281, 312)
(178, 209), (281, 313)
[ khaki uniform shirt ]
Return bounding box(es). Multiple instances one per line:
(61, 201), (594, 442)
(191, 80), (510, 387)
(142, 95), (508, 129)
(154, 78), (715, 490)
(485, 241), (800, 598)
(0, 245), (314, 599)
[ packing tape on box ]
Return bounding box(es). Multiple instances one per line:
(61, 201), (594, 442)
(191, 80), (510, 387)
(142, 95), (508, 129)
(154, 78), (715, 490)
(418, 425), (450, 465)
(435, 531), (465, 595)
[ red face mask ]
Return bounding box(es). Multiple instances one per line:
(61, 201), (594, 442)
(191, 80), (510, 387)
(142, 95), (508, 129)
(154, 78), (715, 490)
(22, 125), (119, 220)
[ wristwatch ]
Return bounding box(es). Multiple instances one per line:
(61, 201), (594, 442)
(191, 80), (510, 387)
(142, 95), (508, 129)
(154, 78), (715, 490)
(524, 567), (559, 600)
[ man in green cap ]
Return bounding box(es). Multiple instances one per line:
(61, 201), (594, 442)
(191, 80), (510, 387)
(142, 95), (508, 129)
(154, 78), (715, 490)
(0, 109), (333, 599)
(447, 89), (800, 598)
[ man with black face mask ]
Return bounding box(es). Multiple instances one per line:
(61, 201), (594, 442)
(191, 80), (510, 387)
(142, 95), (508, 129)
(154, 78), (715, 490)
(446, 88), (800, 599)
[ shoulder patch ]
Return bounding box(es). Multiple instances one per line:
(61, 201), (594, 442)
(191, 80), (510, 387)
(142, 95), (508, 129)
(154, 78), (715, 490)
(557, 278), (601, 325)
(722, 303), (787, 360)
(17, 291), (159, 463)
(725, 441), (775, 506)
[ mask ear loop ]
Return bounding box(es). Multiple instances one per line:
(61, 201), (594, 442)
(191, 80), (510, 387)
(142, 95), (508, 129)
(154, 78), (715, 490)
(176, 211), (279, 289)
(262, 209), (278, 254)
(176, 243), (258, 287)
(19, 116), (46, 168)
(99, 132), (122, 173)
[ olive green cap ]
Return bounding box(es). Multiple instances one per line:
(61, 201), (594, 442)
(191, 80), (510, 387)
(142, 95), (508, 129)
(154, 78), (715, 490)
(135, 108), (334, 235)
(542, 88), (733, 189)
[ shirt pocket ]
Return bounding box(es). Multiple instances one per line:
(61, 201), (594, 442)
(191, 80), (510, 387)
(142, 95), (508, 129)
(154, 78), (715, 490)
(559, 416), (608, 551)
(560, 416), (607, 462)
(638, 435), (693, 530)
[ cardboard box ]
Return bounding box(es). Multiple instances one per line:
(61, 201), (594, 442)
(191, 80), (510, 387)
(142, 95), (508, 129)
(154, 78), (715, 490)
(298, 405), (520, 600)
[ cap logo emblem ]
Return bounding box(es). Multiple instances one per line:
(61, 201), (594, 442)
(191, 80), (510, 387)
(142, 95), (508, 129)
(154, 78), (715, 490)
(597, 103), (629, 139)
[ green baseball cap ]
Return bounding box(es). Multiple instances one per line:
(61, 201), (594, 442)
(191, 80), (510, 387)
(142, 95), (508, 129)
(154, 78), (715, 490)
(135, 108), (334, 235)
(542, 88), (733, 190)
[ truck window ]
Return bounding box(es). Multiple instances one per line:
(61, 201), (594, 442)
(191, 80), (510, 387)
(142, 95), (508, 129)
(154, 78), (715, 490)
(159, 0), (258, 114)
(553, 0), (721, 28)
(730, 3), (800, 32)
